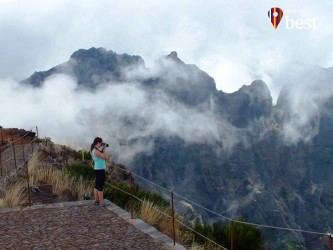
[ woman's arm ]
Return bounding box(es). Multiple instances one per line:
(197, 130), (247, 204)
(94, 149), (108, 160)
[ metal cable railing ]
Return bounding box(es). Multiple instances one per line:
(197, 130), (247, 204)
(0, 138), (40, 185)
(104, 180), (228, 250)
(15, 142), (330, 248)
(109, 163), (332, 248)
(2, 132), (331, 249)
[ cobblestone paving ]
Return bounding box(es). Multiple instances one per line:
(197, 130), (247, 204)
(0, 200), (185, 250)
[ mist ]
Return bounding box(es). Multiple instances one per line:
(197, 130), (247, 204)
(1, 0), (332, 99)
(272, 64), (333, 144)
(1, 58), (333, 165)
(0, 71), (243, 165)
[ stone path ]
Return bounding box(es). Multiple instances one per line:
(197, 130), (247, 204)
(0, 200), (186, 250)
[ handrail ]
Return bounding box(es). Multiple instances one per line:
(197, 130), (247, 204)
(0, 135), (39, 185)
(0, 144), (34, 164)
(2, 129), (329, 248)
(104, 181), (228, 250)
(110, 164), (328, 237)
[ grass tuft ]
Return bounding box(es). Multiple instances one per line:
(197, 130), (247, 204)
(0, 182), (25, 208)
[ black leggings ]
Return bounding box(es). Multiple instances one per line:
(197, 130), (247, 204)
(94, 169), (106, 191)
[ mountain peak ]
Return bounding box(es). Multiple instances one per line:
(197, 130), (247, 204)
(70, 47), (111, 60)
(22, 47), (145, 87)
(164, 51), (184, 64)
(166, 51), (178, 59)
(69, 47), (145, 67)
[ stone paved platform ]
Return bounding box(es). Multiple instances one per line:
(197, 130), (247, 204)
(0, 200), (186, 250)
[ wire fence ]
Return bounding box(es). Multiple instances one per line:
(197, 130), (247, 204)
(1, 128), (333, 249)
(108, 164), (333, 250)
(0, 126), (39, 189)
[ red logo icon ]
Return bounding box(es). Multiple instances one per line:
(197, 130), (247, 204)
(268, 7), (284, 29)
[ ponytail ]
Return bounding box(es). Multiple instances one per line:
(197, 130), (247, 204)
(90, 137), (102, 152)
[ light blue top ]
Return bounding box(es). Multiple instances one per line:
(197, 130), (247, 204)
(91, 149), (106, 170)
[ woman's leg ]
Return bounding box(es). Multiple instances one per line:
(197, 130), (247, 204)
(98, 170), (106, 204)
(94, 170), (100, 204)
(98, 191), (104, 203)
(94, 188), (99, 201)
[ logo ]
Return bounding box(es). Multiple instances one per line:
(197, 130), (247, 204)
(268, 7), (317, 30)
(268, 7), (284, 29)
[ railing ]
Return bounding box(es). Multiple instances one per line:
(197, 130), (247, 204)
(0, 126), (39, 206)
(106, 164), (333, 250)
(1, 128), (332, 249)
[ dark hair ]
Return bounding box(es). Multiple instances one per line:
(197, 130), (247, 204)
(90, 137), (102, 152)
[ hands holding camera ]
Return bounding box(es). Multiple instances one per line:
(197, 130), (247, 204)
(100, 142), (109, 153)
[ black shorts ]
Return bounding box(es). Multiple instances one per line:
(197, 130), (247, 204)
(94, 169), (106, 191)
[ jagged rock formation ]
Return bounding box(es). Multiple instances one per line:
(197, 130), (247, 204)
(22, 47), (145, 88)
(21, 48), (333, 249)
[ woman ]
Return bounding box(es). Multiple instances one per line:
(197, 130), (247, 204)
(90, 137), (108, 206)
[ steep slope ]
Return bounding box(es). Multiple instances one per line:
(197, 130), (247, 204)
(20, 48), (333, 249)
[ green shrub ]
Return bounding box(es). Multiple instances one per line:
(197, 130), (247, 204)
(65, 163), (94, 181)
(76, 150), (92, 160)
(104, 182), (132, 209)
(103, 181), (169, 211)
(193, 220), (265, 250)
(136, 189), (169, 208)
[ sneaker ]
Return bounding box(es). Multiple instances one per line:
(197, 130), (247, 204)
(99, 202), (107, 207)
(94, 200), (100, 205)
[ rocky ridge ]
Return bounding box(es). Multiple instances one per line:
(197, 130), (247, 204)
(20, 48), (333, 249)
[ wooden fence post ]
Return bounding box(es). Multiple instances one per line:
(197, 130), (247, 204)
(21, 138), (25, 161)
(11, 130), (17, 169)
(231, 220), (234, 250)
(0, 131), (2, 176)
(0, 148), (2, 176)
(129, 172), (134, 219)
(25, 162), (31, 207)
(171, 191), (176, 246)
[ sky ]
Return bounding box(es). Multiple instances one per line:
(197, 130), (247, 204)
(0, 0), (333, 157)
(0, 0), (332, 97)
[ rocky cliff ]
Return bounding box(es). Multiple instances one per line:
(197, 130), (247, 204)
(22, 48), (333, 249)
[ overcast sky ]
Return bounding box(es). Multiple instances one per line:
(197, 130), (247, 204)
(0, 0), (332, 100)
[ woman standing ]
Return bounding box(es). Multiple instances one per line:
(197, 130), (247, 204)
(90, 137), (108, 206)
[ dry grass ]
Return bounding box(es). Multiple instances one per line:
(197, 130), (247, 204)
(140, 200), (186, 241)
(0, 142), (91, 207)
(0, 182), (25, 208)
(26, 150), (93, 201)
(140, 200), (167, 225)
(140, 200), (203, 248)
(190, 244), (206, 250)
(28, 151), (69, 196)
(73, 177), (94, 200)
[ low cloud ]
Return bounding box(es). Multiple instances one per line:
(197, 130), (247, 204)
(273, 64), (333, 144)
(0, 72), (244, 165)
(1, 60), (331, 164)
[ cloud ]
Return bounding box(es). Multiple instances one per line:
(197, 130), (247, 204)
(1, 60), (332, 165)
(0, 70), (246, 165)
(1, 0), (332, 160)
(0, 0), (332, 102)
(273, 64), (333, 144)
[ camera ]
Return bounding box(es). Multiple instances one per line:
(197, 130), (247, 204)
(101, 142), (109, 147)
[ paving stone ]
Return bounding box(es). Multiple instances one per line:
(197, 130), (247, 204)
(0, 200), (186, 249)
